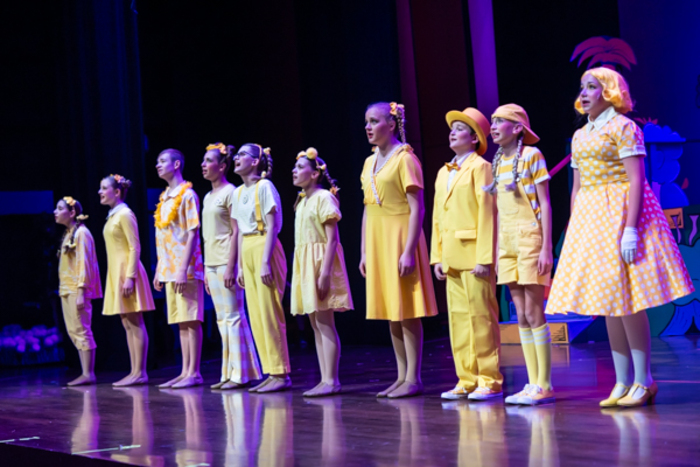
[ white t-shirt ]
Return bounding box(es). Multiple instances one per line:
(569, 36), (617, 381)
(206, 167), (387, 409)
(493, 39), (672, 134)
(231, 179), (283, 236)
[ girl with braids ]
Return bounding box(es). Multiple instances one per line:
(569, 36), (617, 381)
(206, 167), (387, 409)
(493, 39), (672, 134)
(547, 68), (692, 407)
(484, 104), (554, 405)
(231, 143), (292, 393)
(54, 196), (102, 386)
(99, 174), (155, 386)
(291, 147), (353, 397)
(360, 102), (438, 398)
(201, 143), (262, 389)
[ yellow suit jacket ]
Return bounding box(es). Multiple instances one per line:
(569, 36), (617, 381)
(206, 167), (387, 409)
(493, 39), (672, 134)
(430, 153), (495, 271)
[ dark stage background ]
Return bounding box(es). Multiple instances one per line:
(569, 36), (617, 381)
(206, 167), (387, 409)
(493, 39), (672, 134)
(3, 0), (693, 372)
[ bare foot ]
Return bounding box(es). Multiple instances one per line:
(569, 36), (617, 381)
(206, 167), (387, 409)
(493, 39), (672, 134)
(211, 380), (228, 389)
(306, 382), (341, 397)
(249, 378), (272, 393)
(303, 381), (325, 397)
(257, 375), (292, 393)
(172, 374), (204, 389)
(221, 380), (249, 390)
(387, 381), (423, 399)
(377, 379), (404, 398)
(67, 374), (96, 386)
(158, 375), (185, 389)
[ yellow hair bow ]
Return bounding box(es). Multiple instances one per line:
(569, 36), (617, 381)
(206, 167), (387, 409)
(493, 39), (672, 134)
(63, 196), (76, 207)
(76, 214), (89, 221)
(390, 102), (404, 116)
(330, 186), (339, 196)
(206, 143), (228, 154)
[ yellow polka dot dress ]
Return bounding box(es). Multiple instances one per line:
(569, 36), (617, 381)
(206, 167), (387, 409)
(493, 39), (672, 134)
(547, 111), (693, 316)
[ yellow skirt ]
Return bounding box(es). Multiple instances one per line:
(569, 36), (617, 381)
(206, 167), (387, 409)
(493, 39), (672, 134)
(364, 204), (438, 321)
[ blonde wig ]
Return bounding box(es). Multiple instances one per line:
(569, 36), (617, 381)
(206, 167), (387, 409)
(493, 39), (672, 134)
(575, 67), (633, 114)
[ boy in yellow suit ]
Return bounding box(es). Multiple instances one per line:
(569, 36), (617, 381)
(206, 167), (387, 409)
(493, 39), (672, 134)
(431, 107), (503, 400)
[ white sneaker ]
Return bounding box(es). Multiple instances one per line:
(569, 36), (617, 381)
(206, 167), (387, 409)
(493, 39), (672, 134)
(467, 387), (503, 401)
(505, 384), (534, 405)
(441, 386), (471, 400)
(518, 385), (555, 406)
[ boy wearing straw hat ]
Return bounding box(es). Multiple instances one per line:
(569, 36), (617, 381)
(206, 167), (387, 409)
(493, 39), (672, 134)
(431, 107), (503, 401)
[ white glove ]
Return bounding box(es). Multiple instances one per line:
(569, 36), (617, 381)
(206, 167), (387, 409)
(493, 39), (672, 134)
(621, 227), (638, 264)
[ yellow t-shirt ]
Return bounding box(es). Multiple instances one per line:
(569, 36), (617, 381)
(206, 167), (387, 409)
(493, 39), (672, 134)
(495, 146), (550, 219)
(202, 184), (236, 267)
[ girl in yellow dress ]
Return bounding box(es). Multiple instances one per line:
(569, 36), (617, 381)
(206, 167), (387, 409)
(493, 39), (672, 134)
(483, 104), (555, 405)
(291, 147), (353, 397)
(99, 174), (155, 386)
(201, 143), (262, 389)
(360, 102), (438, 398)
(232, 144), (292, 393)
(547, 68), (694, 407)
(54, 196), (102, 386)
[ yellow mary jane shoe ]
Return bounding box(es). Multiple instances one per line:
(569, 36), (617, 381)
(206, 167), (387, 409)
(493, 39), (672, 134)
(617, 382), (658, 408)
(599, 383), (630, 408)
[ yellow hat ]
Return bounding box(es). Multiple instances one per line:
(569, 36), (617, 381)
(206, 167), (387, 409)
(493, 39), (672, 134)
(445, 107), (490, 156)
(491, 103), (539, 145)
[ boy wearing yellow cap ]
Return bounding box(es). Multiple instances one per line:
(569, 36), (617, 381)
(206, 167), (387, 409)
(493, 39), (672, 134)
(483, 104), (554, 405)
(432, 107), (503, 400)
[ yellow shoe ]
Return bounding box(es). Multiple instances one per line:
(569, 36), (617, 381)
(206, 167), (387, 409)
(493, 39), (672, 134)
(599, 383), (630, 408)
(617, 382), (658, 407)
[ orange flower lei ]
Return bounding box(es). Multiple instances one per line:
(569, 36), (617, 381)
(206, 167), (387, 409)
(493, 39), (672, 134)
(154, 182), (192, 229)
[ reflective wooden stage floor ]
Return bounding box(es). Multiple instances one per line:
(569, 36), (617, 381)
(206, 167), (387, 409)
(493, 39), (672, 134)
(1, 336), (699, 466)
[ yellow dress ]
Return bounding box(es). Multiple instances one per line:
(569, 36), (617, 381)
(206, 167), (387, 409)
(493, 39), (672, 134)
(102, 204), (155, 315)
(547, 111), (694, 316)
(360, 145), (438, 321)
(291, 189), (353, 315)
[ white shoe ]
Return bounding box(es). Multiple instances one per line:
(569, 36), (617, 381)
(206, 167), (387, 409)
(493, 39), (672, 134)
(505, 384), (535, 405)
(518, 385), (555, 406)
(441, 385), (471, 400)
(467, 387), (503, 401)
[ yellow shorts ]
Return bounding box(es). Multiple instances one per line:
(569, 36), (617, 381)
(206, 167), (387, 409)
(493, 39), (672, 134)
(165, 280), (204, 324)
(498, 221), (550, 286)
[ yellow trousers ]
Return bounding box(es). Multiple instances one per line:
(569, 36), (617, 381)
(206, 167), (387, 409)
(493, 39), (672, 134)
(241, 235), (290, 375)
(446, 269), (502, 391)
(60, 294), (96, 351)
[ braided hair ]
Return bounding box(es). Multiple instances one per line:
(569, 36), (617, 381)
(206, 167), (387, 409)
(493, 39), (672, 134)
(104, 174), (133, 200)
(60, 197), (88, 253)
(205, 142), (236, 175)
(294, 148), (341, 210)
(482, 135), (524, 194)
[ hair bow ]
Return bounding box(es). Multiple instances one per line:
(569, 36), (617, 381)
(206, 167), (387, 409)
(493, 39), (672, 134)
(206, 142), (228, 154)
(390, 102), (404, 116)
(63, 196), (76, 207)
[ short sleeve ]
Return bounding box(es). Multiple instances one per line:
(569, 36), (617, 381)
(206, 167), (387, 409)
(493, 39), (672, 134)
(230, 188), (241, 221)
(317, 191), (342, 224)
(225, 185), (235, 212)
(399, 152), (424, 192)
(258, 180), (280, 216)
(612, 118), (646, 159)
(524, 147), (550, 184)
(181, 190), (200, 231)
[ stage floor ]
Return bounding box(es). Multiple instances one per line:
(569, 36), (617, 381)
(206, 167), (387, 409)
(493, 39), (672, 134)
(1, 336), (699, 466)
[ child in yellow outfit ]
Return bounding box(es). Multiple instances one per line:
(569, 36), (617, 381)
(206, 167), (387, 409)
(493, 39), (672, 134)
(153, 149), (206, 389)
(54, 196), (102, 386)
(431, 107), (503, 401)
(484, 104), (555, 405)
(232, 143), (292, 393)
(201, 143), (262, 390)
(291, 147), (353, 397)
(99, 174), (155, 387)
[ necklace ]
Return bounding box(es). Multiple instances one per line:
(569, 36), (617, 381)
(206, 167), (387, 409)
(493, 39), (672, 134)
(371, 144), (403, 206)
(154, 182), (192, 229)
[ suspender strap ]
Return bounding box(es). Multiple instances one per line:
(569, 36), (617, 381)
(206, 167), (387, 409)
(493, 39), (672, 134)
(254, 181), (264, 233)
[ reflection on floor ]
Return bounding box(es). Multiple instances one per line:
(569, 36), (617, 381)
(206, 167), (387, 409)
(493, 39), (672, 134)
(1, 336), (699, 466)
